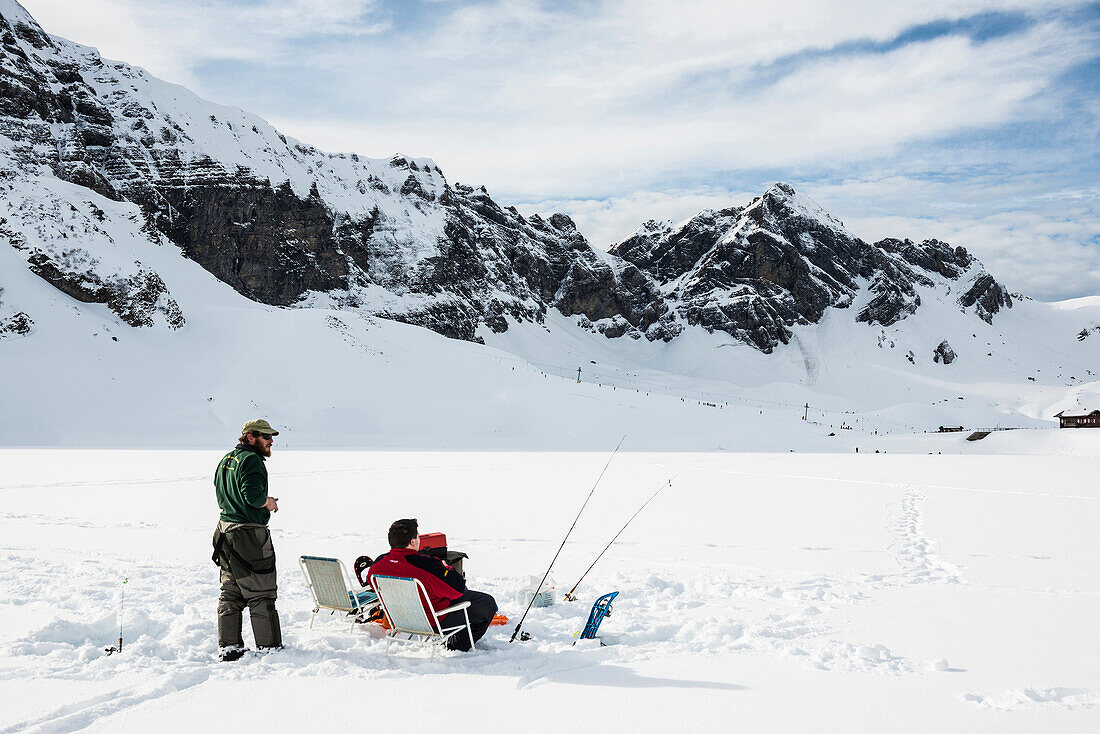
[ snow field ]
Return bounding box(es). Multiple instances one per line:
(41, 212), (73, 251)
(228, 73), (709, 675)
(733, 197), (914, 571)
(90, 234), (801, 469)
(0, 449), (1097, 732)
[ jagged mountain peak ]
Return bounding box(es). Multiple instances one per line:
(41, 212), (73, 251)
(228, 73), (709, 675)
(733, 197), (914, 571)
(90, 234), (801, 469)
(610, 184), (1012, 351)
(756, 181), (850, 235)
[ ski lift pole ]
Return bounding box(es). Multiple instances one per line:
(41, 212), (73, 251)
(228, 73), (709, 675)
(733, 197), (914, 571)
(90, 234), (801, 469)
(510, 435), (626, 643)
(563, 478), (672, 602)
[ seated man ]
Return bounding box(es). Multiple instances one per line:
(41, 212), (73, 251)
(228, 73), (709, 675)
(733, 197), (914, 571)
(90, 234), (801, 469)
(367, 518), (497, 651)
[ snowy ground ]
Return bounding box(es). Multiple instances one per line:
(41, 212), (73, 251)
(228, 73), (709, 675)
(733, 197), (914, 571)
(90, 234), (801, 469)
(1, 443), (1097, 733)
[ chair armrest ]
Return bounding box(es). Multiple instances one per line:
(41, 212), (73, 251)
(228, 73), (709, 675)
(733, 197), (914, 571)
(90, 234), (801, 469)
(438, 601), (472, 615)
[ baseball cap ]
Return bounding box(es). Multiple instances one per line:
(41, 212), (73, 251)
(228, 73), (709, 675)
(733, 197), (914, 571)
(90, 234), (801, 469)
(242, 419), (280, 436)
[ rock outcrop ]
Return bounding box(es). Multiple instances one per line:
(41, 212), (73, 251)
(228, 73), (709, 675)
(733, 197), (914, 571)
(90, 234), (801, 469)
(933, 340), (957, 365)
(0, 309), (33, 338)
(25, 247), (184, 328)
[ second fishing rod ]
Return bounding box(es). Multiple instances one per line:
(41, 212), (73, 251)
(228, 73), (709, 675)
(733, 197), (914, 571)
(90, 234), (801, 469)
(563, 476), (672, 602)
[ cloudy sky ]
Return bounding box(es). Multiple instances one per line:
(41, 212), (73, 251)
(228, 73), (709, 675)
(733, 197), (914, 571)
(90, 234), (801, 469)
(16, 0), (1100, 300)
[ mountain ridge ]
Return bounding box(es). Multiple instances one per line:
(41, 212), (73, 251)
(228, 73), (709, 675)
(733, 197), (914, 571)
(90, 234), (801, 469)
(0, 1), (1018, 354)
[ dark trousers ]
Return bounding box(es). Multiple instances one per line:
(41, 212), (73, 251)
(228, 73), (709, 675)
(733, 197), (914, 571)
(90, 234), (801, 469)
(215, 523), (282, 649)
(219, 567), (281, 648)
(440, 590), (497, 651)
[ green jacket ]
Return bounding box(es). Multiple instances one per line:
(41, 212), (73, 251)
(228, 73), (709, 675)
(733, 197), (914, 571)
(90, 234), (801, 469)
(214, 444), (270, 525)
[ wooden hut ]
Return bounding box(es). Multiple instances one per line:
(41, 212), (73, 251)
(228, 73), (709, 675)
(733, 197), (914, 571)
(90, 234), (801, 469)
(1054, 410), (1100, 428)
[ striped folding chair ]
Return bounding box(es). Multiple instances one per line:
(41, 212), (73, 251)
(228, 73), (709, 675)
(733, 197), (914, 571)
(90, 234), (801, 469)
(371, 575), (473, 655)
(299, 556), (378, 630)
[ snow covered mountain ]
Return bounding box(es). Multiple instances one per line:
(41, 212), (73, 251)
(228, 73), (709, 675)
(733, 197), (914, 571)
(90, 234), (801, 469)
(611, 182), (1011, 352)
(2, 0), (1099, 447)
(0, 0), (1011, 350)
(0, 0), (671, 343)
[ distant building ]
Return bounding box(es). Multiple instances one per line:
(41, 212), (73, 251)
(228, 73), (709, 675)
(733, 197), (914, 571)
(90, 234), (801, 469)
(937, 426), (965, 433)
(1054, 410), (1100, 428)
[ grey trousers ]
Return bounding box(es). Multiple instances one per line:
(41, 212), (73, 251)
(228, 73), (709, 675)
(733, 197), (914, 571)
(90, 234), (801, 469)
(215, 522), (282, 649)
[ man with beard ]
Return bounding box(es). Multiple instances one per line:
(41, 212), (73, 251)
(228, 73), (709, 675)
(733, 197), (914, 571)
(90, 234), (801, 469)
(211, 419), (282, 661)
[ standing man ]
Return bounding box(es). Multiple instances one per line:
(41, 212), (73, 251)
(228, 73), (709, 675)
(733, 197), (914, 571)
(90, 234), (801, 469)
(367, 518), (498, 651)
(211, 419), (282, 661)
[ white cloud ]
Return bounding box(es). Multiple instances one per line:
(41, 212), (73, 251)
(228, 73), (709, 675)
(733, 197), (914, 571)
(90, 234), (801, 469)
(16, 0), (384, 87)
(267, 11), (1096, 203)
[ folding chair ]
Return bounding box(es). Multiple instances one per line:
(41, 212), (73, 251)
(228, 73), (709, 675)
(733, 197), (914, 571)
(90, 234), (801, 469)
(299, 556), (378, 630)
(371, 574), (473, 655)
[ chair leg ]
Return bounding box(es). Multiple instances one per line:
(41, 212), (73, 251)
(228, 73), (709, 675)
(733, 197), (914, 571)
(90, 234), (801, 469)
(309, 609), (316, 630)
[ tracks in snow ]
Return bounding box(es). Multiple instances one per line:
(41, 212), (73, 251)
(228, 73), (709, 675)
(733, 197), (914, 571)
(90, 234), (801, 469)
(884, 485), (963, 586)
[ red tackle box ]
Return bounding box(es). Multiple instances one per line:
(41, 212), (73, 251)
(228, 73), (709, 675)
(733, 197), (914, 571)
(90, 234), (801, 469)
(417, 532), (468, 577)
(418, 532), (447, 550)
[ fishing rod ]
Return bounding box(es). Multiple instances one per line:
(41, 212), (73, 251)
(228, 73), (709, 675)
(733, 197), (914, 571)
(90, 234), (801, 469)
(510, 435), (626, 643)
(563, 478), (671, 602)
(104, 576), (128, 655)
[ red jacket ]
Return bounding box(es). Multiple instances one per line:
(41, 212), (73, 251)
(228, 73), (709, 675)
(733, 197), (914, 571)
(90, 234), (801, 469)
(366, 548), (466, 614)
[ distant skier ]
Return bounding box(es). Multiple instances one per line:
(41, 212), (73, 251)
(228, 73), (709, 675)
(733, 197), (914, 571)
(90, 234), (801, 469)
(211, 419), (283, 661)
(367, 518), (498, 651)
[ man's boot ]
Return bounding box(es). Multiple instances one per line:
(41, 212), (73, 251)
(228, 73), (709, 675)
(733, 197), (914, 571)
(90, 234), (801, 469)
(218, 644), (249, 662)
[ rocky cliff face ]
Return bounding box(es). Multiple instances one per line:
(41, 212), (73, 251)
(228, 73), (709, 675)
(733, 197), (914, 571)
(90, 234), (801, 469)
(0, 1), (1010, 353)
(610, 183), (1011, 352)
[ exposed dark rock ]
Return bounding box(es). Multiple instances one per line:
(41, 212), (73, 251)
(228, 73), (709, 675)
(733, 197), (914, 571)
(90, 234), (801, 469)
(158, 183), (349, 306)
(400, 174), (431, 200)
(933, 340), (956, 365)
(856, 251), (926, 326)
(878, 237), (972, 278)
(857, 275), (921, 327)
(958, 273), (1012, 323)
(25, 248), (184, 328)
(548, 213), (576, 233)
(0, 310), (34, 338)
(611, 207), (741, 282)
